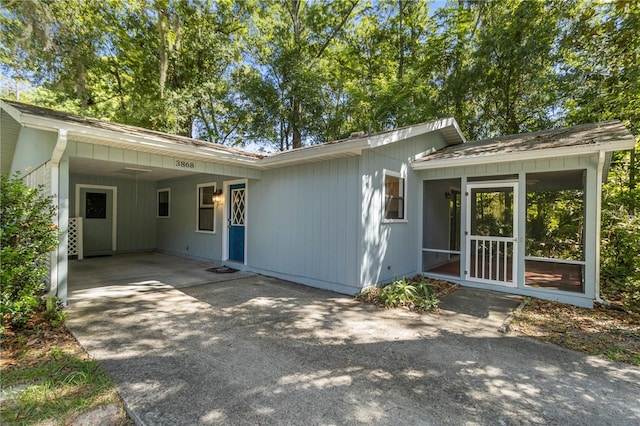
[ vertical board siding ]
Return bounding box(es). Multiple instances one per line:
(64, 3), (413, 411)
(65, 141), (263, 180)
(1, 110), (21, 175)
(70, 174), (157, 253)
(156, 174), (224, 262)
(421, 155), (596, 180)
(248, 156), (360, 293)
(10, 127), (57, 176)
(360, 133), (447, 286)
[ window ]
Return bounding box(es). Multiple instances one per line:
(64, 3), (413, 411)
(86, 192), (107, 219)
(157, 188), (170, 218)
(197, 183), (216, 232)
(384, 171), (405, 221)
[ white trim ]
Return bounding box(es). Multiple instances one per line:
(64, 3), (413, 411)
(2, 100), (467, 171)
(465, 181), (519, 288)
(411, 139), (635, 171)
(422, 248), (461, 255)
(156, 188), (170, 218)
(525, 256), (585, 266)
(195, 182), (217, 234)
(382, 169), (407, 223)
(594, 150), (605, 303)
(222, 179), (248, 264)
(368, 118), (465, 148)
(48, 129), (67, 299)
(74, 184), (118, 252)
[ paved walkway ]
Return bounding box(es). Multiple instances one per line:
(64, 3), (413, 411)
(66, 253), (640, 425)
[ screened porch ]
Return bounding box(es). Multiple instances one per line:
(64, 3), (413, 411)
(422, 170), (586, 294)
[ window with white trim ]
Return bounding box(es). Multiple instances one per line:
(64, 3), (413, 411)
(157, 188), (170, 218)
(196, 183), (216, 232)
(384, 170), (406, 221)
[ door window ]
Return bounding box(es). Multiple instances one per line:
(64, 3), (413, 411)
(85, 192), (107, 219)
(231, 188), (246, 226)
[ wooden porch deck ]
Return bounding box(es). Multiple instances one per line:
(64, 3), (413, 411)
(426, 258), (583, 293)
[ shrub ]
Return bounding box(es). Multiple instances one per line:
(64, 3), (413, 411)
(1, 175), (59, 327)
(357, 277), (440, 311)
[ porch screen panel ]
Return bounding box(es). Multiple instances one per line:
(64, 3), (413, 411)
(525, 170), (586, 293)
(422, 178), (462, 278)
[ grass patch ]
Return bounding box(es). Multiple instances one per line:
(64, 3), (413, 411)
(356, 276), (458, 312)
(511, 298), (640, 366)
(1, 310), (131, 425)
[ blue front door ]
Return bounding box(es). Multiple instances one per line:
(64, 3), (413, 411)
(228, 183), (246, 262)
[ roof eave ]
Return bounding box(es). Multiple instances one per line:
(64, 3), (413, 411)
(257, 139), (369, 169)
(14, 111), (263, 167)
(411, 138), (636, 171)
(368, 117), (465, 148)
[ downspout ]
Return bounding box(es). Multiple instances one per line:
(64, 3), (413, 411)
(594, 150), (608, 306)
(48, 129), (68, 300)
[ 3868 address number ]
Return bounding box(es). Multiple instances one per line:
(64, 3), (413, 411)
(175, 159), (195, 169)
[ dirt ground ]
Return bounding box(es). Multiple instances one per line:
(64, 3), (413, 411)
(510, 298), (640, 365)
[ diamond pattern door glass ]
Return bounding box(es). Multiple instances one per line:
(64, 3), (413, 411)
(231, 188), (245, 226)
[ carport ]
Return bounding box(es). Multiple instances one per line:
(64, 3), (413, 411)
(65, 253), (640, 425)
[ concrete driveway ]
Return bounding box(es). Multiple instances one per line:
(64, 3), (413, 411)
(66, 253), (640, 425)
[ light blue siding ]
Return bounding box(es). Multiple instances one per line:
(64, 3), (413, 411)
(360, 132), (449, 287)
(65, 140), (263, 180)
(248, 157), (361, 294)
(156, 174), (225, 262)
(70, 174), (157, 253)
(10, 127), (57, 175)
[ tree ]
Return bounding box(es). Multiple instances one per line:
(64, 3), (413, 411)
(0, 0), (251, 141)
(237, 0), (358, 150)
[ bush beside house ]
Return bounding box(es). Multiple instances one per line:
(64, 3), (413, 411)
(1, 175), (60, 329)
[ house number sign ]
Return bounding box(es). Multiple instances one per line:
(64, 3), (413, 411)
(175, 159), (195, 169)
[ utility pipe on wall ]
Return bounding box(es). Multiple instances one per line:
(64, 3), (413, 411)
(48, 129), (68, 300)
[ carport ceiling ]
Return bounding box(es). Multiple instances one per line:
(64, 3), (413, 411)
(70, 158), (197, 181)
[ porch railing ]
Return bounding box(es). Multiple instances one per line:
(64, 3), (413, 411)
(468, 236), (516, 286)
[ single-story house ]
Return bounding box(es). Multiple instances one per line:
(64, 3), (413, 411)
(1, 99), (635, 307)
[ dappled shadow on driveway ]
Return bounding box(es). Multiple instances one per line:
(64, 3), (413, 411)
(66, 257), (640, 425)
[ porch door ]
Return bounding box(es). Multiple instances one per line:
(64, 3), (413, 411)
(80, 188), (115, 257)
(466, 182), (518, 287)
(228, 183), (246, 263)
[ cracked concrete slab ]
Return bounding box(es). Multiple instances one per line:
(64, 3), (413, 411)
(66, 253), (640, 425)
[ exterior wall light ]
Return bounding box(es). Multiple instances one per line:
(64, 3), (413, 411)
(212, 189), (224, 204)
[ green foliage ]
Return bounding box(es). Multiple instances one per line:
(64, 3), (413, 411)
(0, 348), (121, 424)
(357, 278), (440, 312)
(44, 297), (67, 327)
(600, 140), (640, 312)
(1, 175), (59, 326)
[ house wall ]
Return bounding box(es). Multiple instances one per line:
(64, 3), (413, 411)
(156, 174), (226, 262)
(359, 132), (449, 287)
(247, 157), (361, 294)
(417, 154), (600, 307)
(10, 127), (57, 175)
(69, 174), (157, 253)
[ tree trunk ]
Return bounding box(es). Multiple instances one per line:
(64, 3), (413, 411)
(157, 4), (169, 99)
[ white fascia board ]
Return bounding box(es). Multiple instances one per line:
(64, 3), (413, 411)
(16, 113), (262, 167)
(0, 100), (24, 124)
(368, 118), (465, 148)
(411, 138), (636, 171)
(256, 138), (369, 168)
